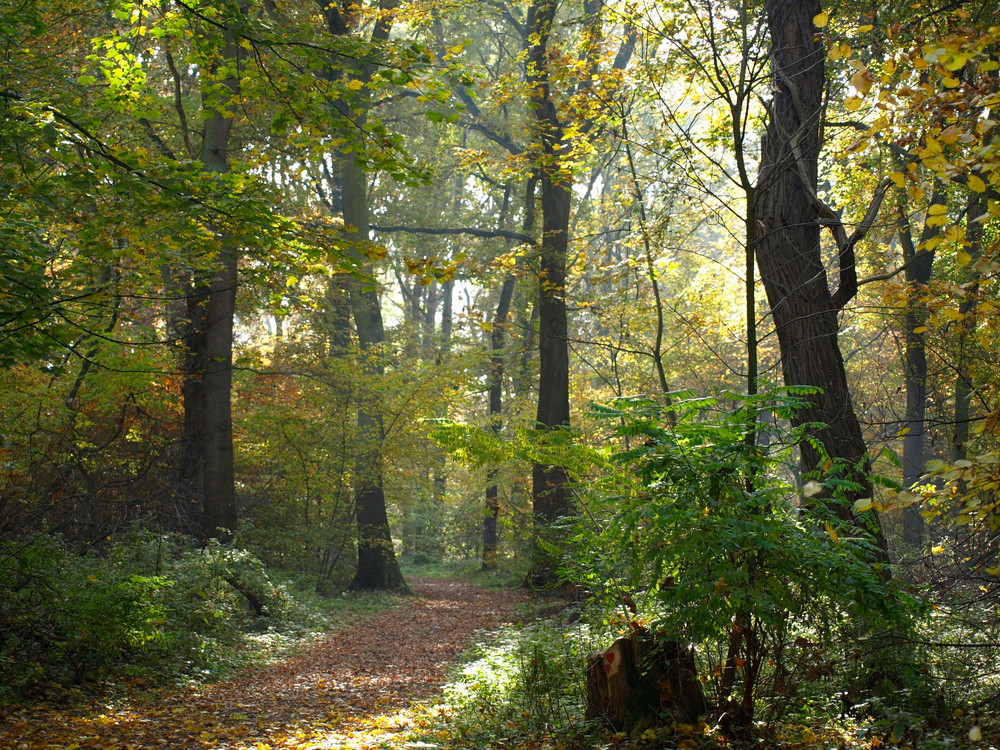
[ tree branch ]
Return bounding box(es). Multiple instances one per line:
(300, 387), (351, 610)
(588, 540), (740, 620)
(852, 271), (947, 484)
(370, 225), (533, 243)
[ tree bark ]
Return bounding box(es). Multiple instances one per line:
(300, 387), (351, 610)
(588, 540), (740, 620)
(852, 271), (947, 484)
(341, 145), (408, 593)
(316, 0), (408, 592)
(526, 0), (574, 584)
(484, 272), (516, 570)
(897, 193), (941, 550)
(183, 3), (245, 541)
(757, 0), (888, 560)
(586, 631), (707, 730)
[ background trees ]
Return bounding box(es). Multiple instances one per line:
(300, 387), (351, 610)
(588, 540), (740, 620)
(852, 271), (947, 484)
(3, 0), (1000, 734)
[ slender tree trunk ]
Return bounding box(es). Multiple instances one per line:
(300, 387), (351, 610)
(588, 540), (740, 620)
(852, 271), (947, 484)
(897, 192), (941, 550)
(952, 190), (987, 463)
(758, 0), (888, 560)
(483, 273), (517, 570)
(483, 178), (535, 570)
(314, 0), (407, 591)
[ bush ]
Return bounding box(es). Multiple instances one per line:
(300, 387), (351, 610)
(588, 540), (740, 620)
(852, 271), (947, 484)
(0, 536), (171, 697)
(0, 531), (337, 702)
(565, 389), (917, 730)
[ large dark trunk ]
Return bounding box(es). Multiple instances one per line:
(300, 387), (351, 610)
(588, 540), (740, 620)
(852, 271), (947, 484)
(533, 171), (573, 524)
(758, 0), (888, 560)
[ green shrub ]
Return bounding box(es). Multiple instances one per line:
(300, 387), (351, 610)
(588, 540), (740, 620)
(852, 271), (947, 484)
(0, 531), (348, 701)
(566, 389), (917, 729)
(0, 536), (171, 697)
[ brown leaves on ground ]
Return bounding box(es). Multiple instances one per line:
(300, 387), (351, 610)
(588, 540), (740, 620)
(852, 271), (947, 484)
(1, 577), (524, 750)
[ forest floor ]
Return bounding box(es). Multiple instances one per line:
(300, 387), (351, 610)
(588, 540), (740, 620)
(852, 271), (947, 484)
(1, 577), (526, 750)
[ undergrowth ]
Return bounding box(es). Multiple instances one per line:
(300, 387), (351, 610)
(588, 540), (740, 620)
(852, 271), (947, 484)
(402, 607), (610, 750)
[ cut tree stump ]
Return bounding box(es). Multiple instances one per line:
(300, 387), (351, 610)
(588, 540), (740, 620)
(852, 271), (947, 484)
(586, 630), (707, 730)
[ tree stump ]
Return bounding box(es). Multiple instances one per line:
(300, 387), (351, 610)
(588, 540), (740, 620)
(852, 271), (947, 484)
(586, 630), (707, 730)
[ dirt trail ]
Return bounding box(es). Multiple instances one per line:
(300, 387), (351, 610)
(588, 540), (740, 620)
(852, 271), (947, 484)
(1, 578), (525, 749)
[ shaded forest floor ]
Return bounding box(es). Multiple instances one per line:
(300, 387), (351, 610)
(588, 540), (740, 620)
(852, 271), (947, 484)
(1, 578), (525, 750)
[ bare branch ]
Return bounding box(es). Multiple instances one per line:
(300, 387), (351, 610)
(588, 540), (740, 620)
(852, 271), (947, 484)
(370, 225), (533, 243)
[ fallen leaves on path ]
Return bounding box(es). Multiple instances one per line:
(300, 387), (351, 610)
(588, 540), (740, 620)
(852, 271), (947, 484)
(1, 578), (525, 750)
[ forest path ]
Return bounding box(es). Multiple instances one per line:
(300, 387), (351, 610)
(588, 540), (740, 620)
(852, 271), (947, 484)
(2, 577), (526, 750)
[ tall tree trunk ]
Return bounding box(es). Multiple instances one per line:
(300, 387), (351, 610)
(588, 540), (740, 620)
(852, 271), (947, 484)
(757, 0), (888, 561)
(316, 0), (407, 592)
(484, 273), (517, 570)
(483, 177), (534, 570)
(526, 0), (573, 584)
(183, 4), (245, 541)
(952, 190), (987, 463)
(341, 150), (408, 592)
(897, 190), (942, 550)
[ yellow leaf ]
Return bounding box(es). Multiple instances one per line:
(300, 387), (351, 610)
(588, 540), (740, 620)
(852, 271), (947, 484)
(346, 79), (364, 90)
(912, 326), (928, 334)
(889, 171), (906, 188)
(845, 95), (863, 111)
(928, 203), (948, 215)
(943, 54), (970, 72)
(931, 544), (946, 555)
(858, 24), (874, 32)
(968, 174), (987, 192)
(813, 11), (829, 27)
(851, 69), (874, 95)
(943, 76), (961, 88)
(939, 124), (961, 144)
(941, 307), (965, 321)
(854, 497), (873, 512)
(944, 224), (966, 242)
(957, 250), (973, 266)
(824, 522), (840, 542)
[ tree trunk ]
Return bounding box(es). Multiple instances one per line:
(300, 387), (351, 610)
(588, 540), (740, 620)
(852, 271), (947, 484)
(183, 5), (244, 541)
(758, 0), (888, 560)
(315, 0), (407, 592)
(483, 273), (516, 570)
(532, 171), (573, 523)
(526, 0), (574, 584)
(952, 190), (987, 464)
(341, 154), (408, 593)
(897, 193), (940, 550)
